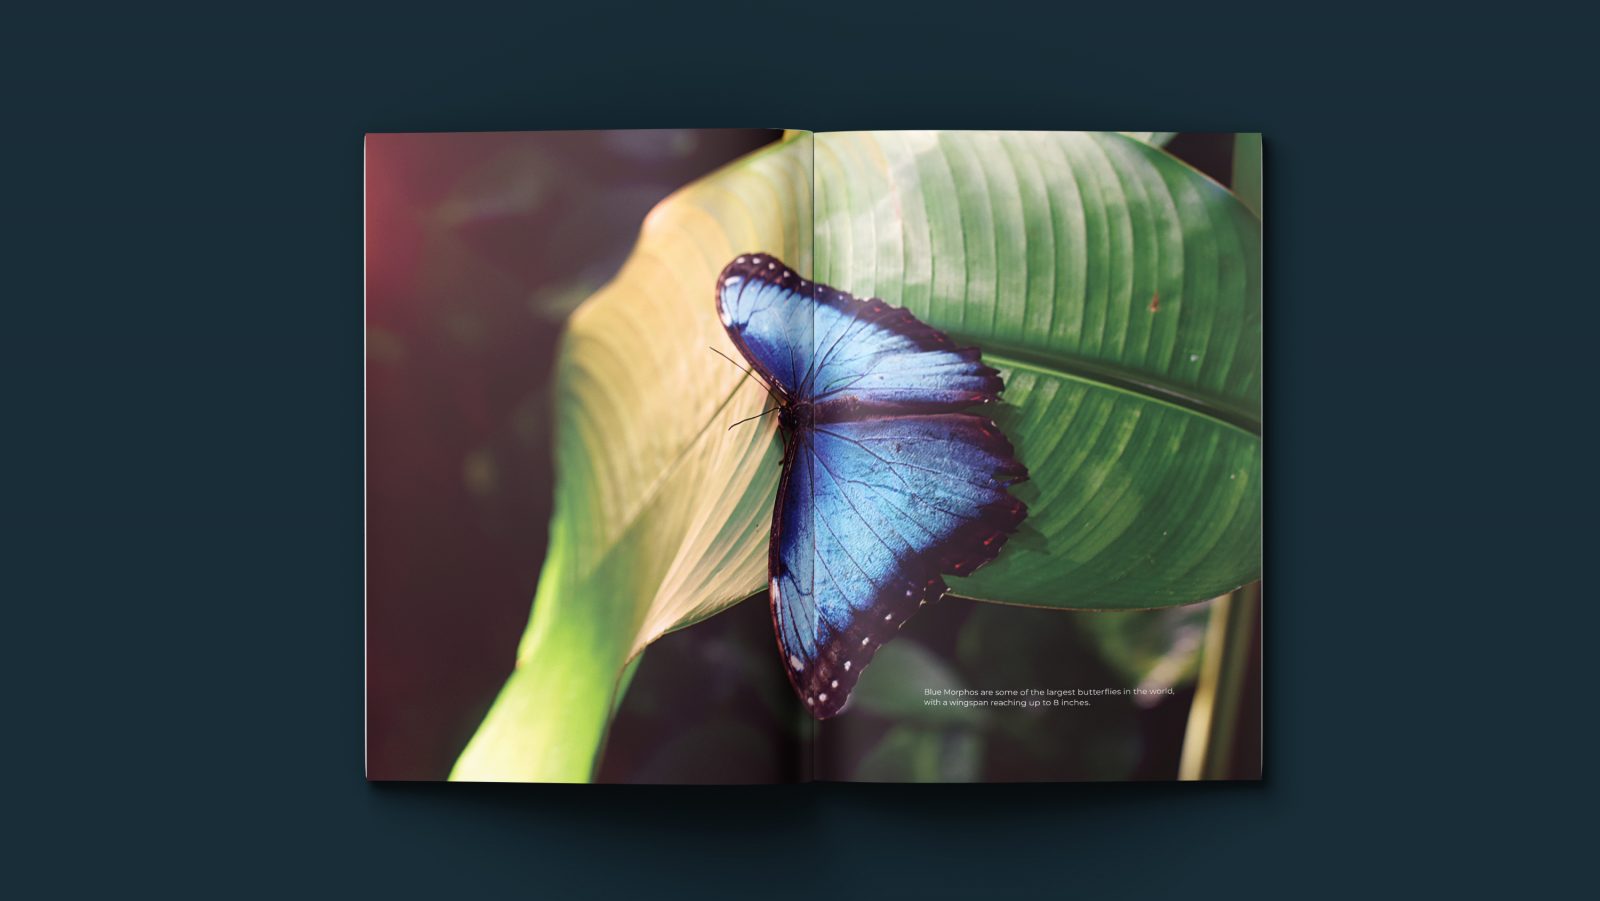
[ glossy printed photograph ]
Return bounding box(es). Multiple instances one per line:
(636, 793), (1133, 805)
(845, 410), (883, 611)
(365, 129), (1262, 783)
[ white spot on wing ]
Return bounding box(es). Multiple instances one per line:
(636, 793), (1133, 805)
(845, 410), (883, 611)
(724, 276), (742, 286)
(789, 654), (804, 671)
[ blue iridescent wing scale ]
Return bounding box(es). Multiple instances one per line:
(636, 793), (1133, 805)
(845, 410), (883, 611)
(717, 253), (1028, 718)
(806, 290), (1004, 412)
(774, 415), (1026, 716)
(716, 255), (815, 398)
(716, 254), (1002, 408)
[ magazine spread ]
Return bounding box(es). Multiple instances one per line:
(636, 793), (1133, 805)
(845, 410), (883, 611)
(365, 129), (1262, 783)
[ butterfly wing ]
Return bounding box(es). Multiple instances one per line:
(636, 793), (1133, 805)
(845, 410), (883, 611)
(716, 253), (1001, 407)
(773, 414), (1027, 717)
(716, 254), (815, 398)
(717, 253), (1028, 719)
(806, 286), (1005, 412)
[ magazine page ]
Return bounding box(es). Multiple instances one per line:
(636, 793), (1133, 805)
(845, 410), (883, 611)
(802, 130), (1263, 781)
(365, 129), (815, 783)
(364, 129), (1260, 784)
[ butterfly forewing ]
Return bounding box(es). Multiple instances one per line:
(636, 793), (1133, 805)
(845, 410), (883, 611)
(716, 255), (816, 400)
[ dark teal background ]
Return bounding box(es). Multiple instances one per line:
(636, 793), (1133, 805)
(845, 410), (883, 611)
(11, 3), (1586, 897)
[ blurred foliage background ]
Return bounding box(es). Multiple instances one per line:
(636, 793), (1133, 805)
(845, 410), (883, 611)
(366, 129), (1259, 783)
(604, 581), (1260, 782)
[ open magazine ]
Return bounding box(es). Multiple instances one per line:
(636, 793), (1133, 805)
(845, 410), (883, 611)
(365, 129), (1262, 783)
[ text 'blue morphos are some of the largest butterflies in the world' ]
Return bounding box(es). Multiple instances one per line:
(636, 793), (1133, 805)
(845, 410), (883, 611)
(716, 254), (1029, 718)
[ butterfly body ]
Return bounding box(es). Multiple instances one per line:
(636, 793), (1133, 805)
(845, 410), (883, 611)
(717, 254), (1027, 718)
(776, 398), (812, 433)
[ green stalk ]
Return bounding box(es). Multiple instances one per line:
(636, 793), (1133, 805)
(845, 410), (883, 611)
(450, 524), (640, 783)
(1178, 133), (1264, 780)
(1178, 582), (1259, 779)
(1232, 132), (1263, 215)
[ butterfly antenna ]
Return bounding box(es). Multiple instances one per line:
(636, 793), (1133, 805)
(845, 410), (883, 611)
(709, 346), (779, 403)
(727, 407), (779, 431)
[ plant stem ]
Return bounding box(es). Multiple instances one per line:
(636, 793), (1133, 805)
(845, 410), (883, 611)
(1232, 132), (1263, 215)
(1179, 582), (1260, 779)
(450, 532), (641, 783)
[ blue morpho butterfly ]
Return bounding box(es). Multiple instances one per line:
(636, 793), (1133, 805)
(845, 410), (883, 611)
(716, 253), (1028, 718)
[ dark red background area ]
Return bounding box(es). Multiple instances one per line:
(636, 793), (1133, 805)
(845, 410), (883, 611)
(365, 130), (779, 780)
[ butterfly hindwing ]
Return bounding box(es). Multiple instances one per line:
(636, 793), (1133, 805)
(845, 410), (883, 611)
(772, 415), (1026, 717)
(717, 253), (1029, 719)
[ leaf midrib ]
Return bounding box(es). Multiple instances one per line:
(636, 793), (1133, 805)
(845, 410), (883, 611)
(563, 332), (1258, 601)
(973, 340), (1261, 437)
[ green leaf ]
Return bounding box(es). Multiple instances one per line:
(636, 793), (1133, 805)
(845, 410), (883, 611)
(451, 136), (815, 782)
(452, 131), (1262, 782)
(812, 131), (1260, 608)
